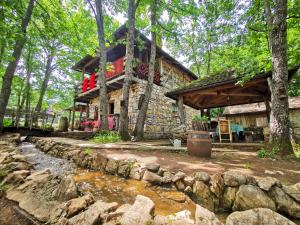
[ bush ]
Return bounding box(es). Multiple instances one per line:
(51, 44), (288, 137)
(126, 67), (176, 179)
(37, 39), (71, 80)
(257, 147), (277, 158)
(3, 118), (12, 128)
(91, 131), (120, 144)
(192, 115), (209, 122)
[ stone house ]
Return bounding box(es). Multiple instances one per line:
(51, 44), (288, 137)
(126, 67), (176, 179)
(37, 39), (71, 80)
(72, 25), (199, 138)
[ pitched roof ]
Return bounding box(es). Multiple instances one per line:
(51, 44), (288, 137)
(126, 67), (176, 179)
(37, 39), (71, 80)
(166, 65), (300, 96)
(223, 97), (300, 115)
(72, 24), (198, 80)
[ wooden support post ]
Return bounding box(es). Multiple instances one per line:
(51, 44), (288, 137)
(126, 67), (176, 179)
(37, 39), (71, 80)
(50, 113), (56, 128)
(71, 101), (76, 131)
(79, 106), (83, 122)
(86, 103), (89, 119)
(177, 96), (186, 125)
(264, 99), (271, 123)
(81, 67), (85, 81)
(68, 109), (71, 126)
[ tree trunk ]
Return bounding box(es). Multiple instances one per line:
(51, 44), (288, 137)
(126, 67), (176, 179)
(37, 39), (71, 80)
(133, 0), (157, 140)
(0, 0), (35, 132)
(35, 51), (55, 114)
(265, 0), (292, 155)
(95, 0), (109, 130)
(15, 80), (25, 128)
(119, 0), (136, 140)
(24, 70), (32, 128)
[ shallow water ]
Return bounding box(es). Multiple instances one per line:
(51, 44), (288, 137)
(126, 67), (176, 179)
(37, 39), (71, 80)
(74, 170), (196, 216)
(19, 142), (74, 175)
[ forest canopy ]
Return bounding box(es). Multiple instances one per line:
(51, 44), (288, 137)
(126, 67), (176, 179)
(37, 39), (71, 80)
(0, 0), (299, 113)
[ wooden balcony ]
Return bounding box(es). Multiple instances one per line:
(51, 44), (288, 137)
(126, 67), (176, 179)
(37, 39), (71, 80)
(75, 57), (161, 103)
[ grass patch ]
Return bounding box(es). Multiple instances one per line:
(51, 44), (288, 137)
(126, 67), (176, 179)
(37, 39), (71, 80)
(91, 131), (120, 144)
(0, 170), (7, 180)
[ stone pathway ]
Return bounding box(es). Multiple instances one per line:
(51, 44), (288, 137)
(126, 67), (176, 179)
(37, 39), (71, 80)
(35, 137), (300, 184)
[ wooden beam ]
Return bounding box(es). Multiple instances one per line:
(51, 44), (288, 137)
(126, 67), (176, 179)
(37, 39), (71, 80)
(177, 96), (186, 125)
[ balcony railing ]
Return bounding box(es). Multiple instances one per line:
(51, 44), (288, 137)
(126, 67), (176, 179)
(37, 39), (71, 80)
(75, 57), (161, 97)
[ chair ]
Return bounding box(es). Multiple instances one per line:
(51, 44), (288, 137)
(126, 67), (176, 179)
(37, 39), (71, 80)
(218, 119), (232, 143)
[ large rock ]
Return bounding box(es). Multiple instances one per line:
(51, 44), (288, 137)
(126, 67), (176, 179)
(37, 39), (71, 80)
(269, 186), (300, 218)
(154, 210), (194, 225)
(129, 163), (145, 180)
(52, 175), (78, 201)
(1, 170), (30, 185)
(194, 171), (211, 184)
(210, 173), (224, 198)
(226, 208), (296, 225)
(256, 177), (280, 191)
(91, 152), (108, 171)
(65, 194), (95, 218)
(233, 185), (276, 211)
(2, 161), (32, 173)
(192, 181), (215, 211)
(283, 183), (300, 203)
(195, 204), (223, 225)
(105, 158), (119, 174)
(145, 163), (160, 172)
(69, 200), (118, 225)
(223, 171), (247, 187)
(183, 176), (195, 187)
(120, 195), (154, 225)
(172, 172), (186, 183)
(221, 187), (238, 210)
(162, 171), (174, 184)
(160, 191), (187, 203)
(118, 159), (136, 178)
(143, 170), (162, 184)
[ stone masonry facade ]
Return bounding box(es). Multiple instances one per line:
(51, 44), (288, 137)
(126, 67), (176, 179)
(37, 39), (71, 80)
(88, 59), (199, 138)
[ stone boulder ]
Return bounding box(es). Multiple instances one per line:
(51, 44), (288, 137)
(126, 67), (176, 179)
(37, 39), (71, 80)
(269, 186), (300, 218)
(69, 200), (118, 225)
(210, 173), (224, 198)
(226, 208), (296, 225)
(154, 210), (194, 225)
(194, 171), (211, 184)
(183, 176), (195, 187)
(223, 171), (247, 187)
(52, 175), (78, 201)
(172, 172), (186, 183)
(1, 170), (30, 185)
(195, 204), (223, 225)
(91, 152), (108, 171)
(65, 194), (95, 218)
(256, 177), (280, 191)
(145, 163), (160, 172)
(105, 158), (119, 174)
(283, 183), (300, 203)
(233, 185), (276, 211)
(192, 181), (215, 211)
(2, 161), (33, 173)
(129, 163), (145, 180)
(162, 171), (174, 184)
(221, 187), (238, 210)
(120, 195), (154, 225)
(143, 170), (162, 184)
(118, 159), (136, 178)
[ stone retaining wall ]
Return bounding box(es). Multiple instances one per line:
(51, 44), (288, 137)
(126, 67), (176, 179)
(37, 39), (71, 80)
(27, 136), (300, 220)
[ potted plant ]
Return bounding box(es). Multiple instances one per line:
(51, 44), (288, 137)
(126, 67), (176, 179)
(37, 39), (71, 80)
(192, 115), (210, 131)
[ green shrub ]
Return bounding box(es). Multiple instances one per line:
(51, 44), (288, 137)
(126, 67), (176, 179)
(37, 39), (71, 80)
(257, 147), (277, 158)
(3, 118), (12, 128)
(0, 170), (7, 178)
(192, 115), (209, 122)
(91, 131), (120, 144)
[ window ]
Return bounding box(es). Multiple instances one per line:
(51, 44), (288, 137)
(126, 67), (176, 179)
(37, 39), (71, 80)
(172, 103), (178, 112)
(109, 102), (115, 114)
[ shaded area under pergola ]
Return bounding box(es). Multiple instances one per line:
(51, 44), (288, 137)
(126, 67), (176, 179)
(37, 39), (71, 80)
(165, 66), (299, 111)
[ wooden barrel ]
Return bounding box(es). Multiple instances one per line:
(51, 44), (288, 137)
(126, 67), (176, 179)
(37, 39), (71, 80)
(58, 117), (69, 132)
(187, 130), (211, 157)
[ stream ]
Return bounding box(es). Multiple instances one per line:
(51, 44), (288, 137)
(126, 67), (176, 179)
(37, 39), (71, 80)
(18, 141), (197, 217)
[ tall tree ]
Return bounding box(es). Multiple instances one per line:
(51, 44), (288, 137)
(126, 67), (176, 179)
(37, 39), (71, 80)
(34, 45), (56, 115)
(0, 0), (36, 132)
(93, 0), (109, 130)
(119, 0), (136, 140)
(133, 0), (157, 140)
(264, 0), (292, 155)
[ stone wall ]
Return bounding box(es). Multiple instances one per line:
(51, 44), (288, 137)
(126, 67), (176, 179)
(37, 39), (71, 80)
(28, 136), (300, 220)
(88, 58), (199, 138)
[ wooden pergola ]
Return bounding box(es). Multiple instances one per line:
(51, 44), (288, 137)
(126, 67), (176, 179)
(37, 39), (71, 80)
(166, 66), (300, 120)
